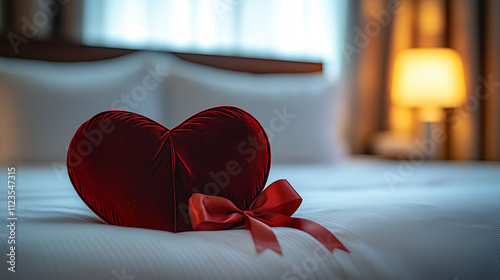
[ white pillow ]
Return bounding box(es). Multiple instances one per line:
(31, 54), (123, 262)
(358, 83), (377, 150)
(0, 51), (173, 164)
(163, 59), (346, 163)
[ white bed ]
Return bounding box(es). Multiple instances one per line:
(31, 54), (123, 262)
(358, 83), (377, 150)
(1, 51), (499, 280)
(1, 157), (499, 280)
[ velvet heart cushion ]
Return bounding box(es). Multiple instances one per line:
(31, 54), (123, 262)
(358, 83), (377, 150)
(67, 106), (271, 232)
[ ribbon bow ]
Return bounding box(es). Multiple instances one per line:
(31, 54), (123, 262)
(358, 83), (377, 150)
(188, 179), (349, 255)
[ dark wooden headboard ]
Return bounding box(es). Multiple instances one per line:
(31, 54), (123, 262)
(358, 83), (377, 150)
(0, 38), (322, 74)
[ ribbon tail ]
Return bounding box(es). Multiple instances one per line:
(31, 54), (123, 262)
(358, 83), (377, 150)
(286, 217), (349, 253)
(245, 216), (282, 255)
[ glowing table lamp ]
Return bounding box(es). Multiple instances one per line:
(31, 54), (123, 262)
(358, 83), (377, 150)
(392, 48), (466, 121)
(391, 48), (466, 157)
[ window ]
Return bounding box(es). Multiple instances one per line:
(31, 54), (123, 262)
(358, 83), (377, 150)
(83, 0), (348, 78)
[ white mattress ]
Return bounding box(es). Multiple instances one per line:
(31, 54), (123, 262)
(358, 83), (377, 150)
(1, 158), (499, 279)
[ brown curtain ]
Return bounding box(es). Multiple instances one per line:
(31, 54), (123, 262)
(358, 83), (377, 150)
(346, 0), (500, 161)
(0, 0), (82, 43)
(482, 0), (500, 161)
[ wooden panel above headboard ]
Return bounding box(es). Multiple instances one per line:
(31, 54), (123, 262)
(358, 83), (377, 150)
(0, 38), (322, 74)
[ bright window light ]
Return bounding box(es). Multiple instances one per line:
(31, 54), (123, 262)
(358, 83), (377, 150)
(82, 0), (348, 78)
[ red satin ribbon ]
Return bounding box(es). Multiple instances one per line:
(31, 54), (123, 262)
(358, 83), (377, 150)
(188, 179), (349, 255)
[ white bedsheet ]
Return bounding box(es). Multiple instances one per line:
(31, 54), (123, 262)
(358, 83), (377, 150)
(0, 158), (499, 280)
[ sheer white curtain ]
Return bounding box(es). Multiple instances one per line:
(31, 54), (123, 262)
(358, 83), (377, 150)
(82, 0), (347, 78)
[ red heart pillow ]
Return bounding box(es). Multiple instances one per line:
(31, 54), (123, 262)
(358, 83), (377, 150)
(67, 106), (271, 232)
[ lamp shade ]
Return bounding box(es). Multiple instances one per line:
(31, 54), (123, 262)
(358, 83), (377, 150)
(391, 48), (466, 109)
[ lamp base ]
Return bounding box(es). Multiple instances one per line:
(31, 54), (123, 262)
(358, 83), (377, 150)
(418, 106), (444, 122)
(418, 121), (446, 160)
